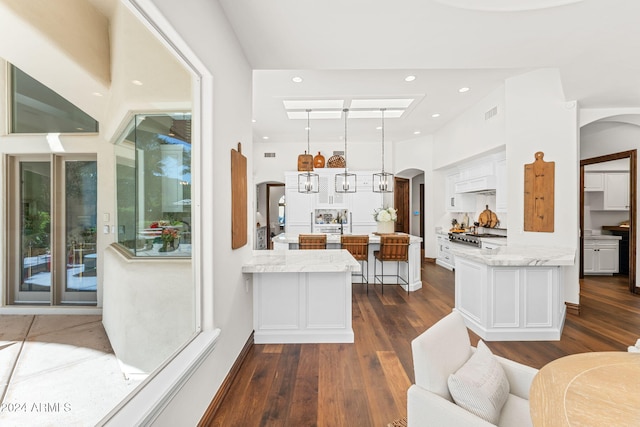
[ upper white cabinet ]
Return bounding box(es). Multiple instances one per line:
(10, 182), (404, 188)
(316, 171), (349, 207)
(603, 172), (629, 210)
(586, 172), (629, 211)
(284, 170), (381, 234)
(584, 172), (604, 192)
(349, 172), (382, 234)
(495, 157), (507, 213)
(446, 173), (475, 212)
(284, 173), (313, 233)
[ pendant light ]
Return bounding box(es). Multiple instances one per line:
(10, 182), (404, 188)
(373, 108), (394, 193)
(298, 109), (319, 193)
(335, 108), (357, 193)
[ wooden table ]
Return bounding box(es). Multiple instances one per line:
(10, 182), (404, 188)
(530, 352), (640, 426)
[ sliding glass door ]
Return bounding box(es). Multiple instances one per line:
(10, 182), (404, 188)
(7, 155), (97, 305)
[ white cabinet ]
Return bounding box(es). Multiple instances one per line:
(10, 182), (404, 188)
(603, 173), (629, 210)
(349, 173), (382, 234)
(584, 238), (619, 274)
(584, 172), (604, 192)
(445, 173), (475, 213)
(316, 171), (349, 207)
(284, 171), (381, 235)
(436, 234), (455, 270)
(285, 173), (313, 234)
(495, 158), (507, 213)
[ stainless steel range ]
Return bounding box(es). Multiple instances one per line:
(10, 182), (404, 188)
(448, 232), (507, 248)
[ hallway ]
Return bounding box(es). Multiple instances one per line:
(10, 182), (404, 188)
(0, 315), (143, 426)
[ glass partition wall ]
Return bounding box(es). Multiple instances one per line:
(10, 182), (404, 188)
(116, 113), (192, 257)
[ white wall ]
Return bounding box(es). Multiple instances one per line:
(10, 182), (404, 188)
(411, 173), (424, 236)
(504, 69), (579, 304)
(254, 140), (392, 184)
(102, 247), (194, 374)
(433, 85), (506, 170)
(394, 135), (433, 257)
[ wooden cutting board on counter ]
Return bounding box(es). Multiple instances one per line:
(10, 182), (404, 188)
(478, 205), (498, 228)
(524, 151), (554, 232)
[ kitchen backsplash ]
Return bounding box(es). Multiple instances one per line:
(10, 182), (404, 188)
(445, 194), (508, 230)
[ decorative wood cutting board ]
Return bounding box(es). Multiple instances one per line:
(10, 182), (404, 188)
(231, 142), (247, 249)
(524, 151), (554, 232)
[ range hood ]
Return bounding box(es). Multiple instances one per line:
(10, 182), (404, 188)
(455, 175), (497, 194)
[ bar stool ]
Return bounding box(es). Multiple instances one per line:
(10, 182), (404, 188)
(298, 234), (327, 250)
(373, 234), (410, 294)
(340, 235), (369, 289)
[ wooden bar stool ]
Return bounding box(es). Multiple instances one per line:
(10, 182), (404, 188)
(298, 234), (327, 250)
(373, 234), (410, 294)
(341, 235), (369, 289)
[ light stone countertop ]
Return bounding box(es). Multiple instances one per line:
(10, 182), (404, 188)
(450, 245), (575, 266)
(271, 232), (422, 244)
(583, 235), (622, 241)
(242, 249), (361, 273)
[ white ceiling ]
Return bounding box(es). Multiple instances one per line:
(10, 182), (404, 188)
(219, 0), (640, 144)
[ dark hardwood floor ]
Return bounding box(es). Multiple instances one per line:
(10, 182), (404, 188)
(206, 263), (640, 426)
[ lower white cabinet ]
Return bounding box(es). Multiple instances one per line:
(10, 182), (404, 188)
(584, 238), (619, 274)
(436, 234), (455, 270)
(454, 257), (565, 341)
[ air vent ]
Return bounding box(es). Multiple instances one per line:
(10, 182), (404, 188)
(485, 106), (498, 121)
(264, 152), (276, 158)
(333, 150), (345, 156)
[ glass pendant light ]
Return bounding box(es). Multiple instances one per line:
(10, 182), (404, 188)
(373, 108), (394, 193)
(298, 109), (319, 193)
(335, 108), (357, 193)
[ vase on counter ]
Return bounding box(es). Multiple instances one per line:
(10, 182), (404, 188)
(376, 220), (395, 234)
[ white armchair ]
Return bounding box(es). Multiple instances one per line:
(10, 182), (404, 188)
(407, 311), (538, 427)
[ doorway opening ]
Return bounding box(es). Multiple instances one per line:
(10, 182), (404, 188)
(580, 150), (637, 293)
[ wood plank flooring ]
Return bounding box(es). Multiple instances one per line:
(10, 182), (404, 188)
(206, 263), (640, 426)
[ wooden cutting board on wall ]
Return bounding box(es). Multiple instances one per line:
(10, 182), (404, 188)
(524, 151), (554, 232)
(231, 142), (247, 249)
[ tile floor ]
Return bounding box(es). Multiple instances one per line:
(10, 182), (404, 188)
(0, 315), (144, 426)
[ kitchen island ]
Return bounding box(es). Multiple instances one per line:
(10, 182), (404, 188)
(272, 233), (423, 292)
(242, 249), (360, 344)
(450, 245), (575, 341)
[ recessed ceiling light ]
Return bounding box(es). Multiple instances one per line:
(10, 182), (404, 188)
(92, 92), (103, 97)
(305, 126), (311, 130)
(262, 136), (269, 140)
(252, 119), (256, 123)
(292, 76), (303, 83)
(432, 113), (441, 118)
(132, 80), (143, 86)
(414, 131), (421, 135)
(405, 75), (416, 82)
(458, 87), (470, 93)
(376, 126), (382, 130)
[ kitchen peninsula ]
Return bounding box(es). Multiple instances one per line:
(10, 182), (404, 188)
(272, 233), (423, 292)
(451, 245), (575, 341)
(242, 249), (360, 344)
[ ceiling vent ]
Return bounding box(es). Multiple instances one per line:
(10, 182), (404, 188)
(485, 106), (498, 121)
(264, 152), (276, 158)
